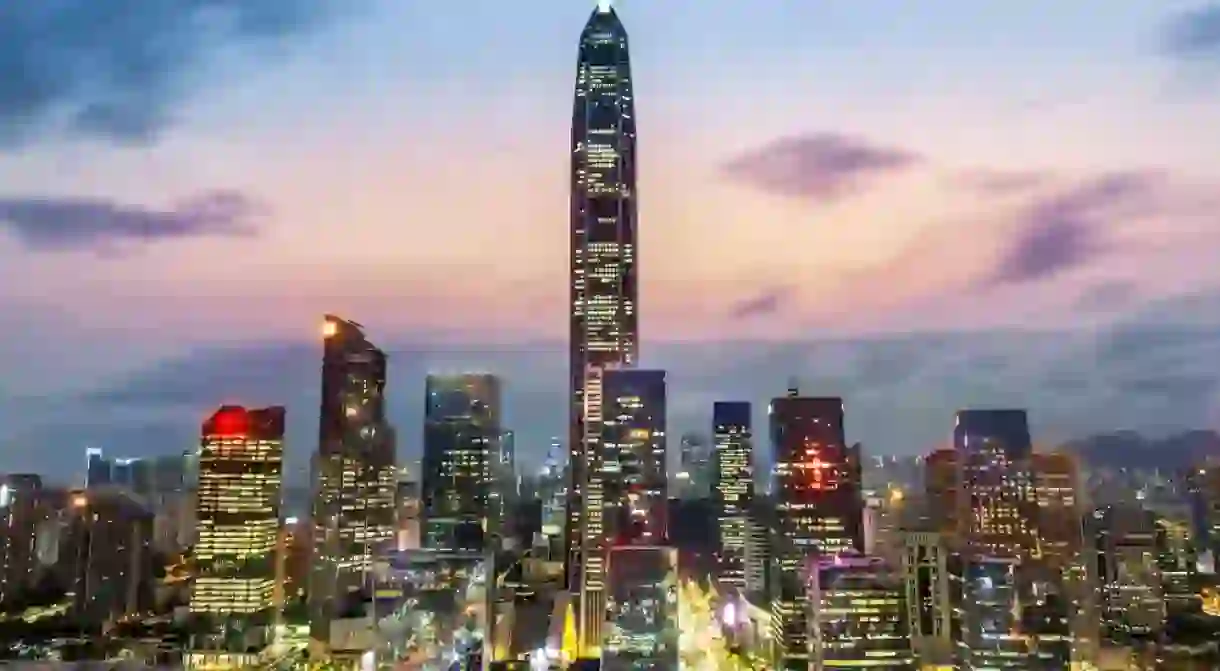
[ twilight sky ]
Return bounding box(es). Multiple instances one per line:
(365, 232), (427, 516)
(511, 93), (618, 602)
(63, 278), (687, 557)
(2, 0), (1220, 482)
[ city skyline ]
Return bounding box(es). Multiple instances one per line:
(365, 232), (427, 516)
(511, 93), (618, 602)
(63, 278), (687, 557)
(4, 0), (1220, 477)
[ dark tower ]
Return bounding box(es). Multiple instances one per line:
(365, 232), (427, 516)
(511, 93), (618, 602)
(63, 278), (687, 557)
(566, 1), (638, 655)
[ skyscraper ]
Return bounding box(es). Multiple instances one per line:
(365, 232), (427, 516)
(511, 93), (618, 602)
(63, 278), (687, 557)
(567, 0), (638, 598)
(601, 369), (667, 546)
(189, 406), (285, 666)
(953, 409), (1036, 558)
(769, 387), (863, 670)
(712, 401), (753, 592)
(421, 373), (502, 553)
(309, 315), (396, 650)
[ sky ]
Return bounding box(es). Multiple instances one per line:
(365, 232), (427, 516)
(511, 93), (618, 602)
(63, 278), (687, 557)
(2, 0), (1220, 482)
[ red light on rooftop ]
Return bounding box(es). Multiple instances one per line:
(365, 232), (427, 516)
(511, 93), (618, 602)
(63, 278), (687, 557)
(207, 406), (250, 437)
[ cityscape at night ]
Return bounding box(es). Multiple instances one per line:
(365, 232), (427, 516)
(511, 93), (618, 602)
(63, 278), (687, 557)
(3, 0), (1220, 668)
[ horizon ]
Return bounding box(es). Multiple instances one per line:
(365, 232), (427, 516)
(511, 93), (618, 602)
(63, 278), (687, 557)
(3, 0), (1220, 479)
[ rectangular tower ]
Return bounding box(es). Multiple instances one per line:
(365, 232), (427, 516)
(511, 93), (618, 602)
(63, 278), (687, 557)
(189, 406), (285, 665)
(769, 389), (863, 669)
(421, 373), (502, 553)
(953, 409), (1036, 558)
(712, 401), (753, 592)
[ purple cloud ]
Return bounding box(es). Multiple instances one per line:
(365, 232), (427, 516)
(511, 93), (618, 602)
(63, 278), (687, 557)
(987, 172), (1160, 286)
(1163, 5), (1220, 58)
(723, 133), (921, 201)
(0, 190), (264, 253)
(729, 286), (793, 319)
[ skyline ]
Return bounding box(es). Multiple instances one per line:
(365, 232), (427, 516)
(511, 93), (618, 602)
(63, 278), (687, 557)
(3, 0), (1220, 479)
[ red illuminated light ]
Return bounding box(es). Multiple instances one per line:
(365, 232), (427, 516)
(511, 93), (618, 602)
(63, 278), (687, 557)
(207, 406), (250, 437)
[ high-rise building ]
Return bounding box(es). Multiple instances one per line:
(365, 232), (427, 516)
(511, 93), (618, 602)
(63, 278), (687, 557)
(421, 373), (502, 553)
(677, 432), (711, 500)
(309, 315), (397, 649)
(64, 489), (155, 626)
(712, 401), (753, 592)
(924, 449), (959, 541)
(953, 409), (1036, 558)
(768, 387), (863, 670)
(601, 546), (679, 670)
(576, 368), (665, 652)
(900, 530), (956, 667)
(954, 555), (1028, 669)
(566, 1), (639, 640)
(809, 553), (915, 670)
(1030, 451), (1082, 570)
(1089, 505), (1164, 639)
(189, 406), (285, 667)
(601, 369), (667, 546)
(0, 474), (48, 605)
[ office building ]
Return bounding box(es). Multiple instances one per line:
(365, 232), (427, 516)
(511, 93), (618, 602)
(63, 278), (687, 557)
(1030, 451), (1082, 570)
(677, 432), (711, 500)
(953, 409), (1036, 558)
(309, 315), (397, 650)
(601, 369), (667, 546)
(421, 373), (502, 553)
(65, 488), (155, 625)
(900, 530), (956, 667)
(0, 475), (49, 606)
(955, 555), (1028, 669)
(189, 406), (285, 667)
(712, 401), (753, 592)
(566, 1), (638, 653)
(809, 553), (915, 669)
(769, 387), (863, 670)
(1089, 505), (1165, 639)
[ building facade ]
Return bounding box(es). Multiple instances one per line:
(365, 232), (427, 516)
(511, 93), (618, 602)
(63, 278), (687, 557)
(712, 401), (753, 593)
(189, 405), (285, 666)
(309, 315), (397, 649)
(421, 373), (502, 553)
(566, 3), (639, 653)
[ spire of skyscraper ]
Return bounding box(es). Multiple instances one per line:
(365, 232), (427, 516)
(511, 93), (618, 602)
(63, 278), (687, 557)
(597, 0), (612, 13)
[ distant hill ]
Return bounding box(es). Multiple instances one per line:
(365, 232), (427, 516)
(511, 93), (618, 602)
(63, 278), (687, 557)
(1062, 430), (1220, 471)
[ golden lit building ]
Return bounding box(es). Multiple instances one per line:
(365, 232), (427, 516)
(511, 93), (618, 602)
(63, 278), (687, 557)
(188, 405), (285, 669)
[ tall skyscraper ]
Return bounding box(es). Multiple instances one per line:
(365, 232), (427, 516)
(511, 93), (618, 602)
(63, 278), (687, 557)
(421, 373), (502, 553)
(567, 0), (638, 601)
(309, 315), (396, 650)
(953, 409), (1036, 558)
(712, 401), (753, 592)
(769, 387), (863, 670)
(189, 406), (285, 666)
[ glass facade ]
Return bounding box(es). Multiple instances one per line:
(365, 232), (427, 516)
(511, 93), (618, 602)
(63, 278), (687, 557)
(310, 314), (397, 646)
(566, 6), (638, 646)
(421, 374), (502, 553)
(954, 409), (1036, 558)
(769, 391), (862, 670)
(601, 369), (666, 546)
(712, 401), (753, 592)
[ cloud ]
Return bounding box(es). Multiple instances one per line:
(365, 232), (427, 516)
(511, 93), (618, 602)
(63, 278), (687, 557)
(722, 133), (921, 201)
(0, 190), (264, 252)
(986, 172), (1161, 286)
(955, 169), (1054, 195)
(729, 287), (792, 319)
(0, 0), (345, 146)
(1163, 5), (1220, 59)
(1075, 281), (1138, 312)
(5, 291), (1220, 483)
